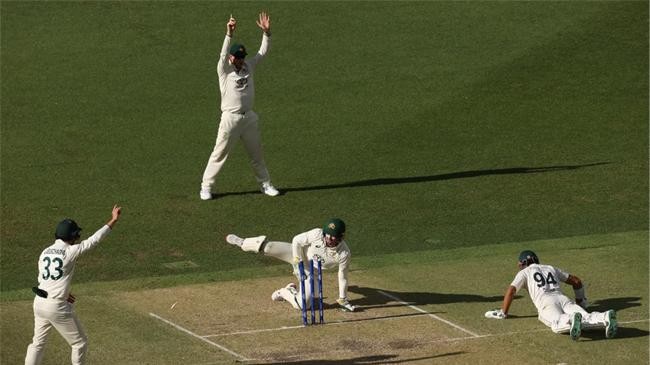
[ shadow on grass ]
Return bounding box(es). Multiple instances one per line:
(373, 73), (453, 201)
(589, 297), (643, 312)
(253, 352), (466, 365)
(214, 162), (609, 197)
(347, 285), (506, 307)
(580, 326), (649, 341)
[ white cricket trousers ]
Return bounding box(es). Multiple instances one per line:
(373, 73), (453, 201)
(201, 111), (271, 190)
(263, 240), (315, 310)
(25, 297), (88, 365)
(538, 294), (608, 333)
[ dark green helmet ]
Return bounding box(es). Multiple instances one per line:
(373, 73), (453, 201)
(322, 218), (346, 238)
(518, 250), (539, 268)
(55, 219), (82, 241)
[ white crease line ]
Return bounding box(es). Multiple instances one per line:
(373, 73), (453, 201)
(149, 312), (250, 361)
(206, 324), (305, 337)
(377, 290), (481, 337)
(204, 314), (417, 337)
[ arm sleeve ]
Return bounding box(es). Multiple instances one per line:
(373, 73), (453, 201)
(72, 225), (112, 258)
(291, 231), (310, 263)
(249, 33), (270, 70)
(554, 267), (569, 282)
(338, 253), (350, 299)
(218, 35), (231, 76)
(509, 270), (527, 293)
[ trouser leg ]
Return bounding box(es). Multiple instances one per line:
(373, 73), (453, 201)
(240, 112), (271, 183)
(51, 310), (88, 365)
(201, 114), (239, 190)
(538, 299), (571, 333)
(263, 241), (293, 264)
(25, 310), (53, 365)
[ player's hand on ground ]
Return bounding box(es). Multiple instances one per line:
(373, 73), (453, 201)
(67, 293), (76, 304)
(227, 14), (236, 36)
(484, 309), (507, 319)
(256, 12), (270, 33)
(337, 298), (356, 312)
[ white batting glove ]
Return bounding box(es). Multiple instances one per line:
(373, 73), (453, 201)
(337, 298), (356, 312)
(484, 309), (507, 319)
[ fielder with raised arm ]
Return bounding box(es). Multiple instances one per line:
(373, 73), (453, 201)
(226, 218), (356, 312)
(25, 205), (122, 365)
(200, 12), (279, 200)
(485, 250), (617, 341)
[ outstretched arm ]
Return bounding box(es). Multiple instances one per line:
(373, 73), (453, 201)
(501, 286), (517, 315)
(106, 205), (121, 229)
(226, 14), (236, 37)
(256, 11), (270, 36)
(485, 285), (515, 319)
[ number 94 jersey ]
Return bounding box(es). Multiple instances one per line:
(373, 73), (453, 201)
(510, 264), (570, 311)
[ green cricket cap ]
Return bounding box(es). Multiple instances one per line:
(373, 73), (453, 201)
(229, 43), (247, 59)
(323, 218), (346, 238)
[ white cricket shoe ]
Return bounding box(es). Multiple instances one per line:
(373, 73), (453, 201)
(261, 182), (279, 197)
(226, 234), (243, 247)
(605, 310), (617, 339)
(285, 282), (297, 292)
(200, 188), (212, 200)
(271, 283), (297, 302)
(271, 290), (284, 302)
(569, 312), (582, 341)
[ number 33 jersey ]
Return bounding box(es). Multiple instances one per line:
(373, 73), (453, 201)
(510, 264), (570, 311)
(36, 225), (112, 300)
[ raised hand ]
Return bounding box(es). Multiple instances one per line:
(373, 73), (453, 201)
(256, 12), (270, 34)
(227, 14), (236, 36)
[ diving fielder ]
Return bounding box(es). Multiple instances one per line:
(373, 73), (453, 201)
(485, 250), (617, 341)
(25, 205), (122, 365)
(226, 218), (356, 312)
(200, 12), (279, 200)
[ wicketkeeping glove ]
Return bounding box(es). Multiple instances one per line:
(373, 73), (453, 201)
(484, 309), (507, 319)
(337, 298), (356, 312)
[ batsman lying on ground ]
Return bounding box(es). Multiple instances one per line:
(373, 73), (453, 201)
(226, 218), (356, 312)
(485, 250), (618, 341)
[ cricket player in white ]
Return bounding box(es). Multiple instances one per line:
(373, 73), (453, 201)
(226, 218), (356, 312)
(485, 250), (617, 341)
(200, 12), (279, 200)
(25, 205), (122, 365)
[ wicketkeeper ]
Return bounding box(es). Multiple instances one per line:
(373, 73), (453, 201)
(226, 218), (356, 312)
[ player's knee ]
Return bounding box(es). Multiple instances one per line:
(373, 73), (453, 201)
(70, 334), (88, 349)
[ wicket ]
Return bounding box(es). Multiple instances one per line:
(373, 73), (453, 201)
(298, 256), (324, 326)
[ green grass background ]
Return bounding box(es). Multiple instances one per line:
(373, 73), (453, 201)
(1, 0), (647, 316)
(2, 1), (647, 293)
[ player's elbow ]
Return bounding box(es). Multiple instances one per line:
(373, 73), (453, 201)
(567, 275), (583, 289)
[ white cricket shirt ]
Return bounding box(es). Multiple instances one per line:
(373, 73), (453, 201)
(217, 34), (270, 114)
(292, 228), (351, 299)
(36, 225), (112, 300)
(510, 263), (570, 311)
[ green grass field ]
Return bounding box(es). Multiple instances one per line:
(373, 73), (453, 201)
(1, 1), (648, 364)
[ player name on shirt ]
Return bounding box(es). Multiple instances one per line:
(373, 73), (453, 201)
(43, 248), (66, 256)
